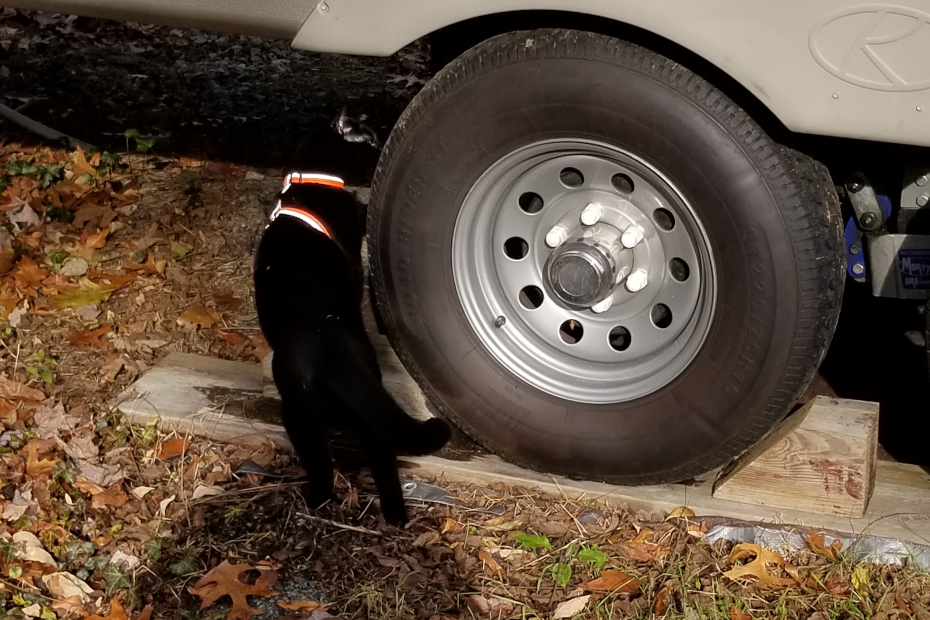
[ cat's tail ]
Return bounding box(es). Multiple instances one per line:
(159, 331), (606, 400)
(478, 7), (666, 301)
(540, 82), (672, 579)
(395, 415), (451, 456)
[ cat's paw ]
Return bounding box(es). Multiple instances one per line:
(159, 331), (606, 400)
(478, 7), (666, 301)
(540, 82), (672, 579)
(380, 500), (409, 527)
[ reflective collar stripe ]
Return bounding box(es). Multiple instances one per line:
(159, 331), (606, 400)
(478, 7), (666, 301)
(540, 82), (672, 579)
(269, 201), (332, 238)
(282, 172), (345, 192)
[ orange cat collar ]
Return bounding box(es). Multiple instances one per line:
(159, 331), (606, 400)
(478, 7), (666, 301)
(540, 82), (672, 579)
(282, 172), (345, 192)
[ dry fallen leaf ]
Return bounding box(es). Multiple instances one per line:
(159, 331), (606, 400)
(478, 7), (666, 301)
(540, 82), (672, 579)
(44, 571), (95, 603)
(217, 329), (246, 346)
(189, 560), (279, 620)
(127, 252), (166, 276)
(83, 229), (109, 249)
(723, 543), (796, 588)
(213, 287), (243, 308)
(68, 323), (112, 348)
(84, 596), (150, 620)
(553, 595), (590, 619)
(478, 549), (504, 578)
(72, 204), (117, 230)
(585, 570), (641, 593)
(75, 477), (107, 496)
(178, 304), (222, 329)
(12, 255), (50, 290)
(157, 437), (189, 460)
(0, 287), (22, 320)
(24, 439), (59, 477)
(49, 278), (126, 309)
(665, 505), (695, 520)
(653, 580), (676, 614)
(622, 541), (659, 563)
(807, 529), (843, 562)
(91, 489), (129, 509)
(277, 600), (327, 612)
(730, 605), (752, 620)
(0, 376), (46, 401)
(72, 146), (98, 178)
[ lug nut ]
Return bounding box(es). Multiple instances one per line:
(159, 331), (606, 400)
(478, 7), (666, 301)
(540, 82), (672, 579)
(621, 225), (645, 248)
(545, 225), (569, 248)
(591, 297), (613, 313)
(625, 269), (648, 292)
(580, 203), (603, 226)
(615, 264), (632, 285)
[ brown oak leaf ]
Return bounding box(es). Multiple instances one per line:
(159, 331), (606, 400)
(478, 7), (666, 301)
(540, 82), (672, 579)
(12, 255), (50, 289)
(584, 570), (641, 593)
(189, 560), (278, 620)
(68, 324), (112, 348)
(157, 437), (189, 460)
(806, 529), (843, 562)
(0, 376), (46, 401)
(177, 304), (221, 329)
(722, 543), (796, 588)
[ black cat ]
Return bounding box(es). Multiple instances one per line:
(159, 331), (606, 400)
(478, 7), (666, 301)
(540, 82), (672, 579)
(254, 169), (451, 526)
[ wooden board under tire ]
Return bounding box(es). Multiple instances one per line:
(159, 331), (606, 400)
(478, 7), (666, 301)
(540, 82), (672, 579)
(712, 396), (879, 518)
(115, 351), (930, 546)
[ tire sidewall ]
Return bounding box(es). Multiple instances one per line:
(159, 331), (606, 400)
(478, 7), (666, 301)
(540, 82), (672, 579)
(371, 36), (802, 482)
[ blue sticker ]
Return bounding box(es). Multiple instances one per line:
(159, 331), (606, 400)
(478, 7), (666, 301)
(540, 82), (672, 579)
(898, 249), (930, 289)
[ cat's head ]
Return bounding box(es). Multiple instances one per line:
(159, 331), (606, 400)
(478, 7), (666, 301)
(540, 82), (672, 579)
(290, 107), (381, 186)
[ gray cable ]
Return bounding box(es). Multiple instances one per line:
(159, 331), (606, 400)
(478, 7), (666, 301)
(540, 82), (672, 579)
(0, 102), (94, 150)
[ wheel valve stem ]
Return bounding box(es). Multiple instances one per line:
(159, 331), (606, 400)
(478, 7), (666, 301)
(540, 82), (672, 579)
(494, 315), (506, 328)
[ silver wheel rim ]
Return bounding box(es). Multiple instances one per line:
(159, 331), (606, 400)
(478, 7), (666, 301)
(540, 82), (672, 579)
(452, 139), (717, 404)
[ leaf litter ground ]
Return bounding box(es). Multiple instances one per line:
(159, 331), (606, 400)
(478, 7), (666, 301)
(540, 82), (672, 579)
(0, 143), (926, 620)
(0, 9), (929, 620)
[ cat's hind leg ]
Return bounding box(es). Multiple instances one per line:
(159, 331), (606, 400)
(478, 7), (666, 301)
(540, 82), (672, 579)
(272, 345), (334, 509)
(355, 427), (407, 526)
(281, 397), (334, 509)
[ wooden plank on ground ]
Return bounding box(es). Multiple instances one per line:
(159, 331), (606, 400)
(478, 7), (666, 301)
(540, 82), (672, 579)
(713, 396), (879, 518)
(115, 352), (930, 546)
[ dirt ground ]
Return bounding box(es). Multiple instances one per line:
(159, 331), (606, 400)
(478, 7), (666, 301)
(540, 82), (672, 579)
(1, 8), (930, 620)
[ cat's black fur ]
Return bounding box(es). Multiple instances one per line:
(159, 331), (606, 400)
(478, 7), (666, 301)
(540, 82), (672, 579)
(254, 126), (450, 526)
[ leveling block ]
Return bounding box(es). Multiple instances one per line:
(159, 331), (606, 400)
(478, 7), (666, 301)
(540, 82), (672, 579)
(116, 346), (930, 546)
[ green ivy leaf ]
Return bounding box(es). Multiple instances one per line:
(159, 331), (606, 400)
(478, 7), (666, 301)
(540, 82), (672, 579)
(0, 539), (16, 562)
(514, 533), (551, 551)
(100, 151), (122, 169)
(171, 242), (191, 260)
(578, 546), (606, 569)
(52, 461), (76, 484)
(40, 607), (57, 620)
(550, 562), (572, 587)
(46, 249), (70, 272)
(169, 555), (198, 576)
(143, 538), (163, 562)
(124, 129), (156, 153)
(7, 159), (26, 176)
(101, 562), (130, 596)
(37, 164), (64, 188)
(41, 368), (53, 385)
(8, 564), (22, 579)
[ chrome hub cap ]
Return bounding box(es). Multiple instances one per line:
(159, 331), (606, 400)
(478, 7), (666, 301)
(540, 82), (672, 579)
(452, 139), (717, 404)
